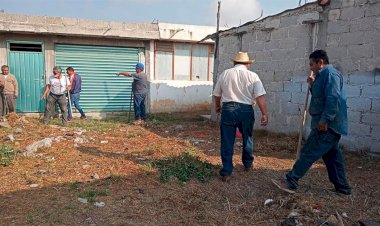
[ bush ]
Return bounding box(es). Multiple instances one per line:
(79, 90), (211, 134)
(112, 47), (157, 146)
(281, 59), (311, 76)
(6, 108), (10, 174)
(0, 145), (16, 167)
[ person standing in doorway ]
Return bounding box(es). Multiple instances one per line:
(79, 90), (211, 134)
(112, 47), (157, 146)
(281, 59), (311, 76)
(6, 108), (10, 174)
(272, 50), (352, 195)
(66, 67), (86, 122)
(0, 65), (19, 116)
(213, 52), (268, 181)
(42, 66), (71, 126)
(117, 63), (148, 125)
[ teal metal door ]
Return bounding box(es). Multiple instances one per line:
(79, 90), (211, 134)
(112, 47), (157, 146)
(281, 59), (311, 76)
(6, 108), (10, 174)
(55, 44), (142, 111)
(7, 42), (45, 112)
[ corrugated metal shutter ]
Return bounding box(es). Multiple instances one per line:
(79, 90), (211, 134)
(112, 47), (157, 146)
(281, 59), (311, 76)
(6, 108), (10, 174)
(55, 44), (141, 111)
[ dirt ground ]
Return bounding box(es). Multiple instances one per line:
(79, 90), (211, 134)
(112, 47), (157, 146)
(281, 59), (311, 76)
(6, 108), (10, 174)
(0, 111), (379, 226)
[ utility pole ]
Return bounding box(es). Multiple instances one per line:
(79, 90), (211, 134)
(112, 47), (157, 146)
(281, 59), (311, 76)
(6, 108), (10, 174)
(211, 1), (221, 121)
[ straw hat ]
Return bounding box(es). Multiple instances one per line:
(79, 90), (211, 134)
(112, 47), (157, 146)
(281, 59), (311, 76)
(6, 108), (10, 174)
(232, 52), (255, 64)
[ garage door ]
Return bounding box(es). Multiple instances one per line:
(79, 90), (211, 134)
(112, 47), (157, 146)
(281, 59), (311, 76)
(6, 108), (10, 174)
(55, 44), (142, 111)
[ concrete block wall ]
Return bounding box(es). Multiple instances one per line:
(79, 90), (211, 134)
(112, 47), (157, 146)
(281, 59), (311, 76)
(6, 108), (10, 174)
(215, 1), (380, 154)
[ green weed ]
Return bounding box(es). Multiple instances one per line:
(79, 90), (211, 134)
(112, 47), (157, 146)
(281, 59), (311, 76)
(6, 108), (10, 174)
(0, 145), (16, 167)
(154, 151), (217, 183)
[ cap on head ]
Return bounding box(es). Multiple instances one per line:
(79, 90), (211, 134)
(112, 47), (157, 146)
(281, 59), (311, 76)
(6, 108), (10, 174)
(136, 63), (144, 70)
(232, 52), (255, 64)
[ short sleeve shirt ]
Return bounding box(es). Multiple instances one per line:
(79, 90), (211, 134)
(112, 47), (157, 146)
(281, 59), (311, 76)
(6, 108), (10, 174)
(48, 75), (71, 95)
(132, 72), (148, 94)
(213, 65), (266, 105)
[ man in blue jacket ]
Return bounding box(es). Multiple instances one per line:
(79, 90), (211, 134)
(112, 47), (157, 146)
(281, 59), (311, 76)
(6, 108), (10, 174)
(66, 67), (86, 121)
(273, 50), (351, 195)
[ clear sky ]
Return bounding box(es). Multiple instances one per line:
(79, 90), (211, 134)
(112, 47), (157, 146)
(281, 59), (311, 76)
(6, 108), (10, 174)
(0, 0), (309, 27)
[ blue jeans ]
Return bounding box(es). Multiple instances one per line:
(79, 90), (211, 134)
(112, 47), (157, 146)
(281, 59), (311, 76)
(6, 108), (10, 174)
(68, 93), (85, 119)
(286, 129), (351, 194)
(133, 93), (146, 120)
(219, 102), (255, 176)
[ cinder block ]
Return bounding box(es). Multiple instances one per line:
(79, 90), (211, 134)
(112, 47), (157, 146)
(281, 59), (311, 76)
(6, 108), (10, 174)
(265, 82), (283, 92)
(365, 2), (380, 17)
(348, 44), (373, 59)
(264, 40), (281, 50)
(274, 92), (291, 103)
(62, 18), (78, 26)
(347, 97), (372, 111)
(280, 16), (298, 28)
(363, 30), (380, 44)
(375, 69), (380, 84)
(348, 122), (371, 136)
(342, 31), (364, 45)
(46, 16), (62, 25)
(326, 46), (348, 60)
(348, 111), (362, 123)
(265, 19), (280, 29)
(250, 41), (265, 52)
(10, 24), (36, 32)
(297, 12), (319, 23)
(375, 45), (380, 58)
(327, 21), (350, 34)
(362, 85), (380, 98)
(256, 30), (271, 42)
(350, 17), (375, 32)
(255, 51), (272, 62)
(79, 19), (109, 29)
(288, 48), (307, 60)
(291, 91), (308, 104)
(301, 83), (311, 92)
(289, 25), (312, 38)
(372, 98), (380, 112)
(258, 71), (274, 81)
(109, 21), (124, 30)
(296, 37), (311, 48)
(284, 81), (302, 92)
(329, 9), (341, 21)
(278, 39), (297, 49)
(30, 15), (46, 25)
(341, 7), (365, 20)
(281, 102), (301, 115)
(345, 84), (362, 97)
(362, 112), (380, 125)
(327, 34), (342, 46)
(376, 18), (380, 30)
(342, 0), (355, 7)
(370, 125), (380, 139)
(349, 72), (375, 85)
(271, 49), (288, 61)
(330, 0), (343, 9)
(334, 58), (360, 74)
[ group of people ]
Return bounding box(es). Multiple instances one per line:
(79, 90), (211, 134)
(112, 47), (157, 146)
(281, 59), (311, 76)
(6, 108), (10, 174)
(214, 50), (351, 195)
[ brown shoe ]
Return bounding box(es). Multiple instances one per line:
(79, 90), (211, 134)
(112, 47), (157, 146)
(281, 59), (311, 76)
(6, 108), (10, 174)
(220, 175), (230, 182)
(271, 179), (295, 194)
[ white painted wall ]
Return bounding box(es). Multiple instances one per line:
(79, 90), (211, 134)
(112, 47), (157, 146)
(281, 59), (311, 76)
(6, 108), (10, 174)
(149, 80), (213, 113)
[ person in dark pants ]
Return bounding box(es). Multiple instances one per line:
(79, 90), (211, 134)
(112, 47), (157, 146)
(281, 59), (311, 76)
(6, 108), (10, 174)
(66, 67), (86, 122)
(213, 52), (268, 181)
(117, 63), (148, 126)
(0, 65), (18, 116)
(272, 50), (352, 195)
(42, 66), (71, 126)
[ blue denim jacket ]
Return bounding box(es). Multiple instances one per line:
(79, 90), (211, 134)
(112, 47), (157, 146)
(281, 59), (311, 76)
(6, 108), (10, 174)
(308, 65), (348, 135)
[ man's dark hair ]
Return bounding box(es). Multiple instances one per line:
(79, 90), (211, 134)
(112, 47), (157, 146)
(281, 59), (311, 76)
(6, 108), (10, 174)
(309, 50), (329, 64)
(66, 67), (74, 71)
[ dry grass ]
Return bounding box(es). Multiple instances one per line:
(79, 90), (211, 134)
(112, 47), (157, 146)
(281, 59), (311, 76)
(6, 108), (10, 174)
(0, 111), (379, 225)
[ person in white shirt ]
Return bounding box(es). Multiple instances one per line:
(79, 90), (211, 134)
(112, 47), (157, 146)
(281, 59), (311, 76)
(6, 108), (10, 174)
(42, 66), (71, 126)
(213, 52), (268, 181)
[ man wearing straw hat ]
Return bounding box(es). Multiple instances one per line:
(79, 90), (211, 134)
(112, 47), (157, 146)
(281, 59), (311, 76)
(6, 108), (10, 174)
(213, 51), (268, 181)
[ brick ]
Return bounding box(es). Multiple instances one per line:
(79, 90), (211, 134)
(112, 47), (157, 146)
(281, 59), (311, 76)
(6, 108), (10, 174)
(327, 21), (350, 34)
(348, 97), (372, 112)
(280, 16), (298, 28)
(342, 31), (365, 45)
(349, 72), (375, 85)
(281, 102), (301, 115)
(341, 7), (365, 20)
(350, 17), (375, 32)
(289, 25), (312, 38)
(362, 112), (380, 125)
(342, 0), (355, 7)
(329, 9), (341, 21)
(362, 85), (380, 98)
(327, 34), (342, 46)
(265, 82), (283, 92)
(345, 84), (362, 97)
(348, 110), (362, 123)
(348, 44), (373, 59)
(372, 98), (380, 112)
(348, 122), (371, 136)
(365, 2), (380, 17)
